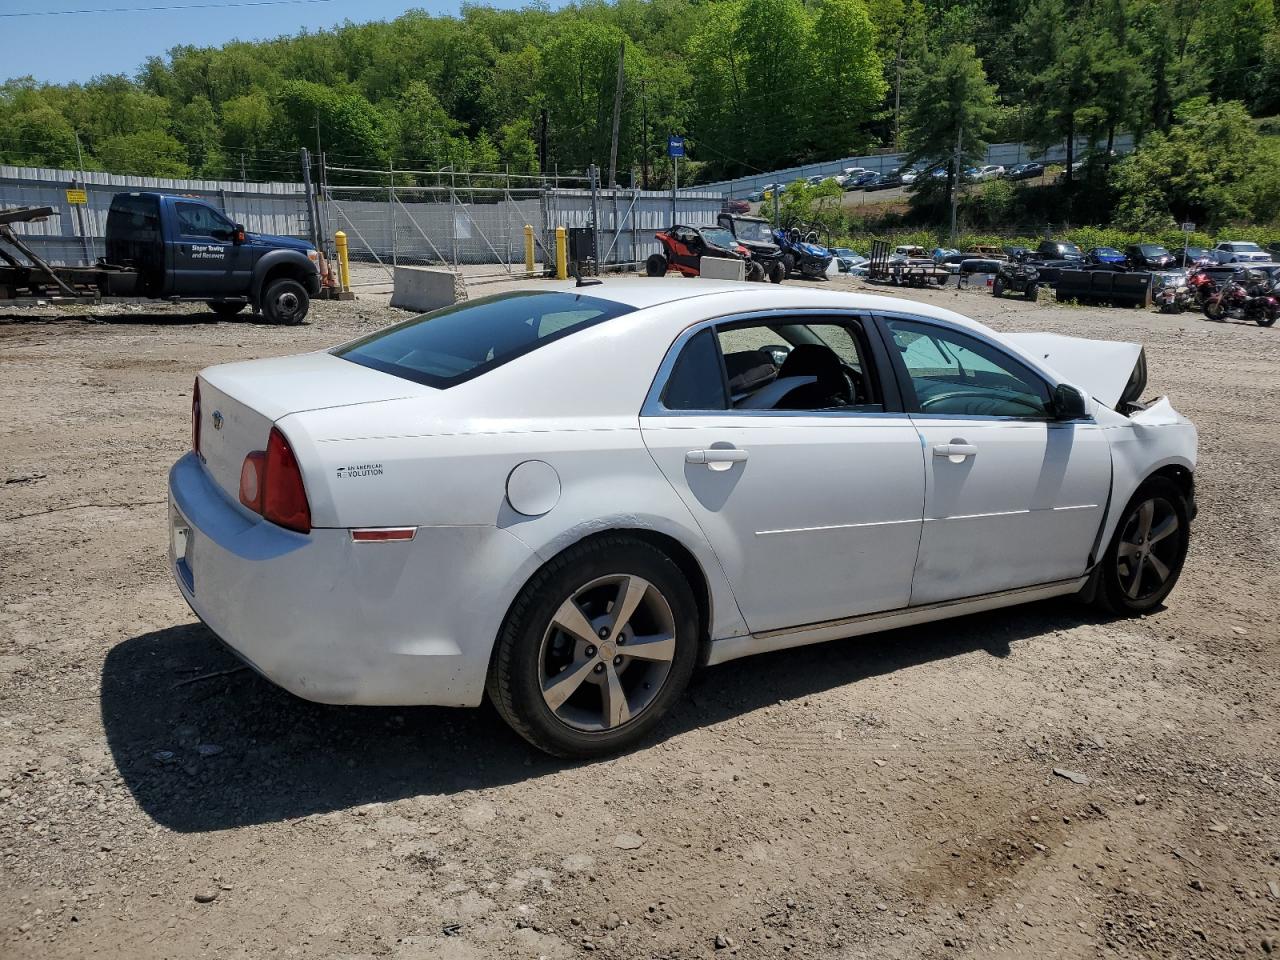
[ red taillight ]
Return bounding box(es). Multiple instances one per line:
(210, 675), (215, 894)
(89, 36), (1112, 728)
(263, 427), (311, 533)
(192, 379), (201, 455)
(238, 427), (311, 534)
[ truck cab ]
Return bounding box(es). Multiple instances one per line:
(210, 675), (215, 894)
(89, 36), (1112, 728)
(104, 192), (321, 323)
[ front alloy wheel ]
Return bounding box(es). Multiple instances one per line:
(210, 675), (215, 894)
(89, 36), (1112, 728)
(1097, 477), (1189, 614)
(487, 536), (698, 758)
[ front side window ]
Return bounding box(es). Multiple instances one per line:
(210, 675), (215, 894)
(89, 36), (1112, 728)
(657, 317), (880, 413)
(886, 318), (1051, 419)
(335, 291), (633, 388)
(176, 202), (233, 239)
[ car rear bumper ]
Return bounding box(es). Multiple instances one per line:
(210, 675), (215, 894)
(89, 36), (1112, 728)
(167, 452), (536, 707)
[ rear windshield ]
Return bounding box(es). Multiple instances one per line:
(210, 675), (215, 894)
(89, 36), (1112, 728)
(334, 291), (633, 387)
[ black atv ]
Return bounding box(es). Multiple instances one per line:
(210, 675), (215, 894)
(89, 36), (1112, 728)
(715, 214), (785, 283)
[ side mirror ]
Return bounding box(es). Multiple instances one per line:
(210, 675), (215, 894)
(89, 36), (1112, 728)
(233, 224), (246, 244)
(1053, 383), (1089, 421)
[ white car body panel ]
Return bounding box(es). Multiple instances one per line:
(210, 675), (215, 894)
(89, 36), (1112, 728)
(168, 280), (1197, 708)
(1002, 332), (1143, 408)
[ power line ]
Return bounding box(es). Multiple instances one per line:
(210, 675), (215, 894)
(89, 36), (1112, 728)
(0, 0), (337, 17)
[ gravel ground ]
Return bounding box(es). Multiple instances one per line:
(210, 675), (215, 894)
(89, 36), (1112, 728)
(1, 276), (1279, 960)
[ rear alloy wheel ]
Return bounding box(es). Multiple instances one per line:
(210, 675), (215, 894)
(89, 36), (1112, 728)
(261, 278), (309, 325)
(1096, 477), (1189, 614)
(487, 537), (698, 758)
(645, 253), (667, 277)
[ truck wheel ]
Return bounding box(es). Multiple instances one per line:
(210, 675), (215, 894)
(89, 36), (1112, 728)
(992, 277), (1005, 298)
(782, 254), (795, 279)
(207, 301), (245, 318)
(1024, 282), (1038, 302)
(645, 254), (667, 277)
(262, 278), (309, 325)
(768, 261), (785, 284)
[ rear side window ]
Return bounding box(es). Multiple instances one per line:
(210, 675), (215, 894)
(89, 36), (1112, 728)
(107, 194), (160, 238)
(335, 291), (634, 388)
(662, 329), (728, 410)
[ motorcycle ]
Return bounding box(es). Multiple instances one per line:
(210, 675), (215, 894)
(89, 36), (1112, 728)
(1155, 281), (1194, 314)
(1185, 267), (1218, 308)
(1201, 271), (1279, 326)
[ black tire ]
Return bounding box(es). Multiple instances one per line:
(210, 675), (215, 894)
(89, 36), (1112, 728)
(768, 261), (785, 284)
(992, 276), (1005, 298)
(1024, 282), (1038, 302)
(486, 536), (700, 759)
(207, 301), (245, 318)
(261, 278), (309, 325)
(782, 254), (795, 279)
(1094, 476), (1190, 615)
(645, 253), (667, 277)
(1202, 300), (1226, 322)
(746, 261), (765, 282)
(1257, 311), (1277, 327)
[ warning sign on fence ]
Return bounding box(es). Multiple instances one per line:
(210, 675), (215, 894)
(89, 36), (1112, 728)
(65, 188), (88, 205)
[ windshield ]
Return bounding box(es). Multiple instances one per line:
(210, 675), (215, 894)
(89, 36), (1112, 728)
(701, 227), (738, 247)
(334, 291), (634, 388)
(733, 219), (773, 243)
(1229, 242), (1263, 252)
(1139, 244), (1169, 256)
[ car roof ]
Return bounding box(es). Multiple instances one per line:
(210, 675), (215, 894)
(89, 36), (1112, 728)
(530, 279), (996, 334)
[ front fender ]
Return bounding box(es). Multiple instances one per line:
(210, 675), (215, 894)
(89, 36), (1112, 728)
(250, 249), (319, 306)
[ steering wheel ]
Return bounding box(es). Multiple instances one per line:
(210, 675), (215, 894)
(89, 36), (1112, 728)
(919, 390), (1042, 416)
(838, 364), (863, 404)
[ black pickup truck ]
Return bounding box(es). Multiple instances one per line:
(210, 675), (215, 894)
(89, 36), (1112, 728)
(0, 192), (321, 324)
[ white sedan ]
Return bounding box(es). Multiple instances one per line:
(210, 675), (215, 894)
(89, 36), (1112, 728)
(169, 281), (1197, 757)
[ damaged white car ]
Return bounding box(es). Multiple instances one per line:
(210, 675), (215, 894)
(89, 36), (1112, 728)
(168, 281), (1196, 757)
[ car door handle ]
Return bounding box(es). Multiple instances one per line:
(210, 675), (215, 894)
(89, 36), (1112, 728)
(686, 449), (749, 465)
(933, 442), (978, 459)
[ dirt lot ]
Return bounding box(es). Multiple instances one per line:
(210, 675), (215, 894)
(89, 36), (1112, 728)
(2, 276), (1279, 960)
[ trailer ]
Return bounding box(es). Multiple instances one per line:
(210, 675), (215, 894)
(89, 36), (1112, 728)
(866, 239), (950, 287)
(0, 207), (113, 303)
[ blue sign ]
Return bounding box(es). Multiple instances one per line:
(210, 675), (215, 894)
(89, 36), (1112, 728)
(667, 135), (685, 158)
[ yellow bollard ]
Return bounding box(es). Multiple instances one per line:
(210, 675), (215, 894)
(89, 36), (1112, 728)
(524, 224), (535, 275)
(334, 230), (351, 293)
(555, 225), (568, 280)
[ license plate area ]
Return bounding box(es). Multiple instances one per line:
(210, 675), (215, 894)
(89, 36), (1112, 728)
(172, 507), (194, 594)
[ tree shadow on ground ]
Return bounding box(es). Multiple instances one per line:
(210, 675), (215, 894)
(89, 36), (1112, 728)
(101, 598), (1094, 832)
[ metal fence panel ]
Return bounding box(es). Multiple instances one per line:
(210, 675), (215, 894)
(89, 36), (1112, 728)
(0, 164), (311, 266)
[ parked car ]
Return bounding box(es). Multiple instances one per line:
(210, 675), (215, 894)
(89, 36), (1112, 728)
(1125, 243), (1175, 270)
(170, 281), (1197, 757)
(966, 244), (1009, 260)
(974, 165), (1006, 181)
(1035, 239), (1085, 261)
(830, 246), (868, 273)
(1085, 246), (1127, 266)
(746, 189), (763, 203)
(844, 171), (880, 191)
(1173, 246), (1213, 267)
(1213, 241), (1272, 264)
(864, 172), (903, 191)
(933, 247), (961, 263)
(840, 166), (869, 182)
(805, 174), (829, 187)
(721, 198), (751, 215)
(900, 167), (921, 185)
(1004, 162), (1046, 180)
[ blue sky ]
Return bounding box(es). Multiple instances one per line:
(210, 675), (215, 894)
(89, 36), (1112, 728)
(2, 0), (533, 85)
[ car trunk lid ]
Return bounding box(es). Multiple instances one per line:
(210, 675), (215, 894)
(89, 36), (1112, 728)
(196, 352), (423, 502)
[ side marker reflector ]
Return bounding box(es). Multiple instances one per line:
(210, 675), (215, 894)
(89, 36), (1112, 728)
(351, 527), (417, 543)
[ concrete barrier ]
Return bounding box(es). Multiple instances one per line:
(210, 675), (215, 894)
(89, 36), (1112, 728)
(698, 256), (746, 281)
(390, 266), (468, 312)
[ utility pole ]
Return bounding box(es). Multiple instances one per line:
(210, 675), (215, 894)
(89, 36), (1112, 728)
(893, 34), (904, 151)
(239, 151), (247, 181)
(538, 108), (549, 175)
(588, 163), (601, 271)
(639, 81), (650, 190)
(607, 40), (625, 188)
(949, 123), (962, 243)
(72, 133), (91, 265)
(314, 110), (322, 159)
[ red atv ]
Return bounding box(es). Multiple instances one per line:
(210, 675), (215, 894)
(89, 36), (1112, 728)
(646, 223), (765, 281)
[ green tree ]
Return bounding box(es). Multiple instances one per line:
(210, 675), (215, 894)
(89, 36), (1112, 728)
(902, 44), (997, 214)
(806, 0), (886, 156)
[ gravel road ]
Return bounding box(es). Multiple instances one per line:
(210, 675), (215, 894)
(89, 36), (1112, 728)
(1, 277), (1278, 959)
